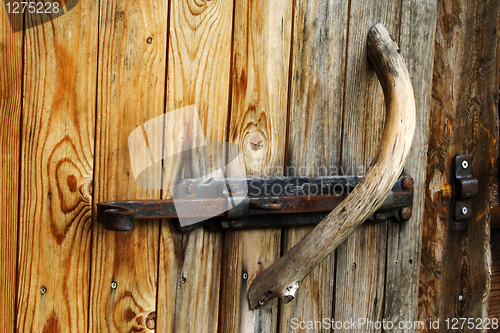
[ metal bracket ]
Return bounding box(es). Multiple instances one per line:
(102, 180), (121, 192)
(453, 155), (478, 229)
(97, 174), (414, 232)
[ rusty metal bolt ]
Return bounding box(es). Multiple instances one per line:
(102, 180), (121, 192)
(146, 311), (156, 330)
(187, 183), (196, 194)
(400, 207), (412, 221)
(402, 176), (414, 191)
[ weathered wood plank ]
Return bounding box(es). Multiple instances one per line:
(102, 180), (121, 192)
(0, 5), (22, 332)
(335, 1), (401, 331)
(16, 1), (98, 331)
(490, 231), (500, 318)
(383, 0), (437, 330)
(418, 0), (500, 331)
(219, 0), (292, 331)
(278, 0), (348, 331)
(90, 0), (168, 331)
(156, 0), (234, 331)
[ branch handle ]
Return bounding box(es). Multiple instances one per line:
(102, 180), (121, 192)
(248, 23), (416, 309)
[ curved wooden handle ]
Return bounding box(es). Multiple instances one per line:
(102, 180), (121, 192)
(248, 23), (416, 309)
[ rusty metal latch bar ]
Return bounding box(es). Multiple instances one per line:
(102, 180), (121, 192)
(97, 174), (414, 232)
(454, 155), (478, 228)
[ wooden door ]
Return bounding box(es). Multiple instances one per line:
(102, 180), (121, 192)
(0, 0), (498, 332)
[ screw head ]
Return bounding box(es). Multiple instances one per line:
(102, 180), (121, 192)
(242, 272), (248, 280)
(40, 286), (47, 294)
(462, 206), (468, 215)
(402, 176), (414, 191)
(352, 263), (356, 269)
(400, 207), (412, 221)
(180, 277), (187, 284)
(187, 183), (196, 194)
(111, 281), (118, 289)
(395, 260), (399, 265)
(147, 37), (153, 43)
(259, 300), (265, 306)
(459, 295), (463, 301)
(462, 160), (469, 169)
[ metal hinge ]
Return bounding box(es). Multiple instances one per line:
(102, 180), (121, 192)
(97, 174), (414, 232)
(453, 154), (478, 229)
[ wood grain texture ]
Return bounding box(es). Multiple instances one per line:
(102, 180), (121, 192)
(218, 0), (292, 331)
(334, 2), (401, 330)
(418, 0), (500, 331)
(16, 0), (98, 331)
(489, 230), (500, 321)
(156, 0), (234, 332)
(382, 0), (437, 330)
(0, 6), (22, 333)
(90, 0), (168, 331)
(278, 0), (348, 331)
(248, 24), (416, 311)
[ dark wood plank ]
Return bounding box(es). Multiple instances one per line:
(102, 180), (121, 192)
(419, 0), (500, 331)
(0, 4), (22, 332)
(383, 0), (438, 329)
(16, 0), (98, 331)
(278, 0), (348, 331)
(90, 0), (168, 331)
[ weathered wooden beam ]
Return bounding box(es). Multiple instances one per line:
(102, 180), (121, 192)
(418, 0), (500, 329)
(248, 24), (416, 309)
(0, 7), (22, 333)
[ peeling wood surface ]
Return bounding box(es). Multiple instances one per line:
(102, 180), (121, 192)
(0, 6), (22, 333)
(418, 0), (500, 331)
(16, 0), (98, 331)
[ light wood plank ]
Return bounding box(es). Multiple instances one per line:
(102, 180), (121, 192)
(90, 0), (169, 331)
(156, 0), (234, 331)
(418, 0), (500, 330)
(383, 0), (437, 330)
(219, 0), (292, 331)
(335, 1), (401, 331)
(0, 5), (22, 332)
(16, 1), (98, 331)
(278, 0), (348, 331)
